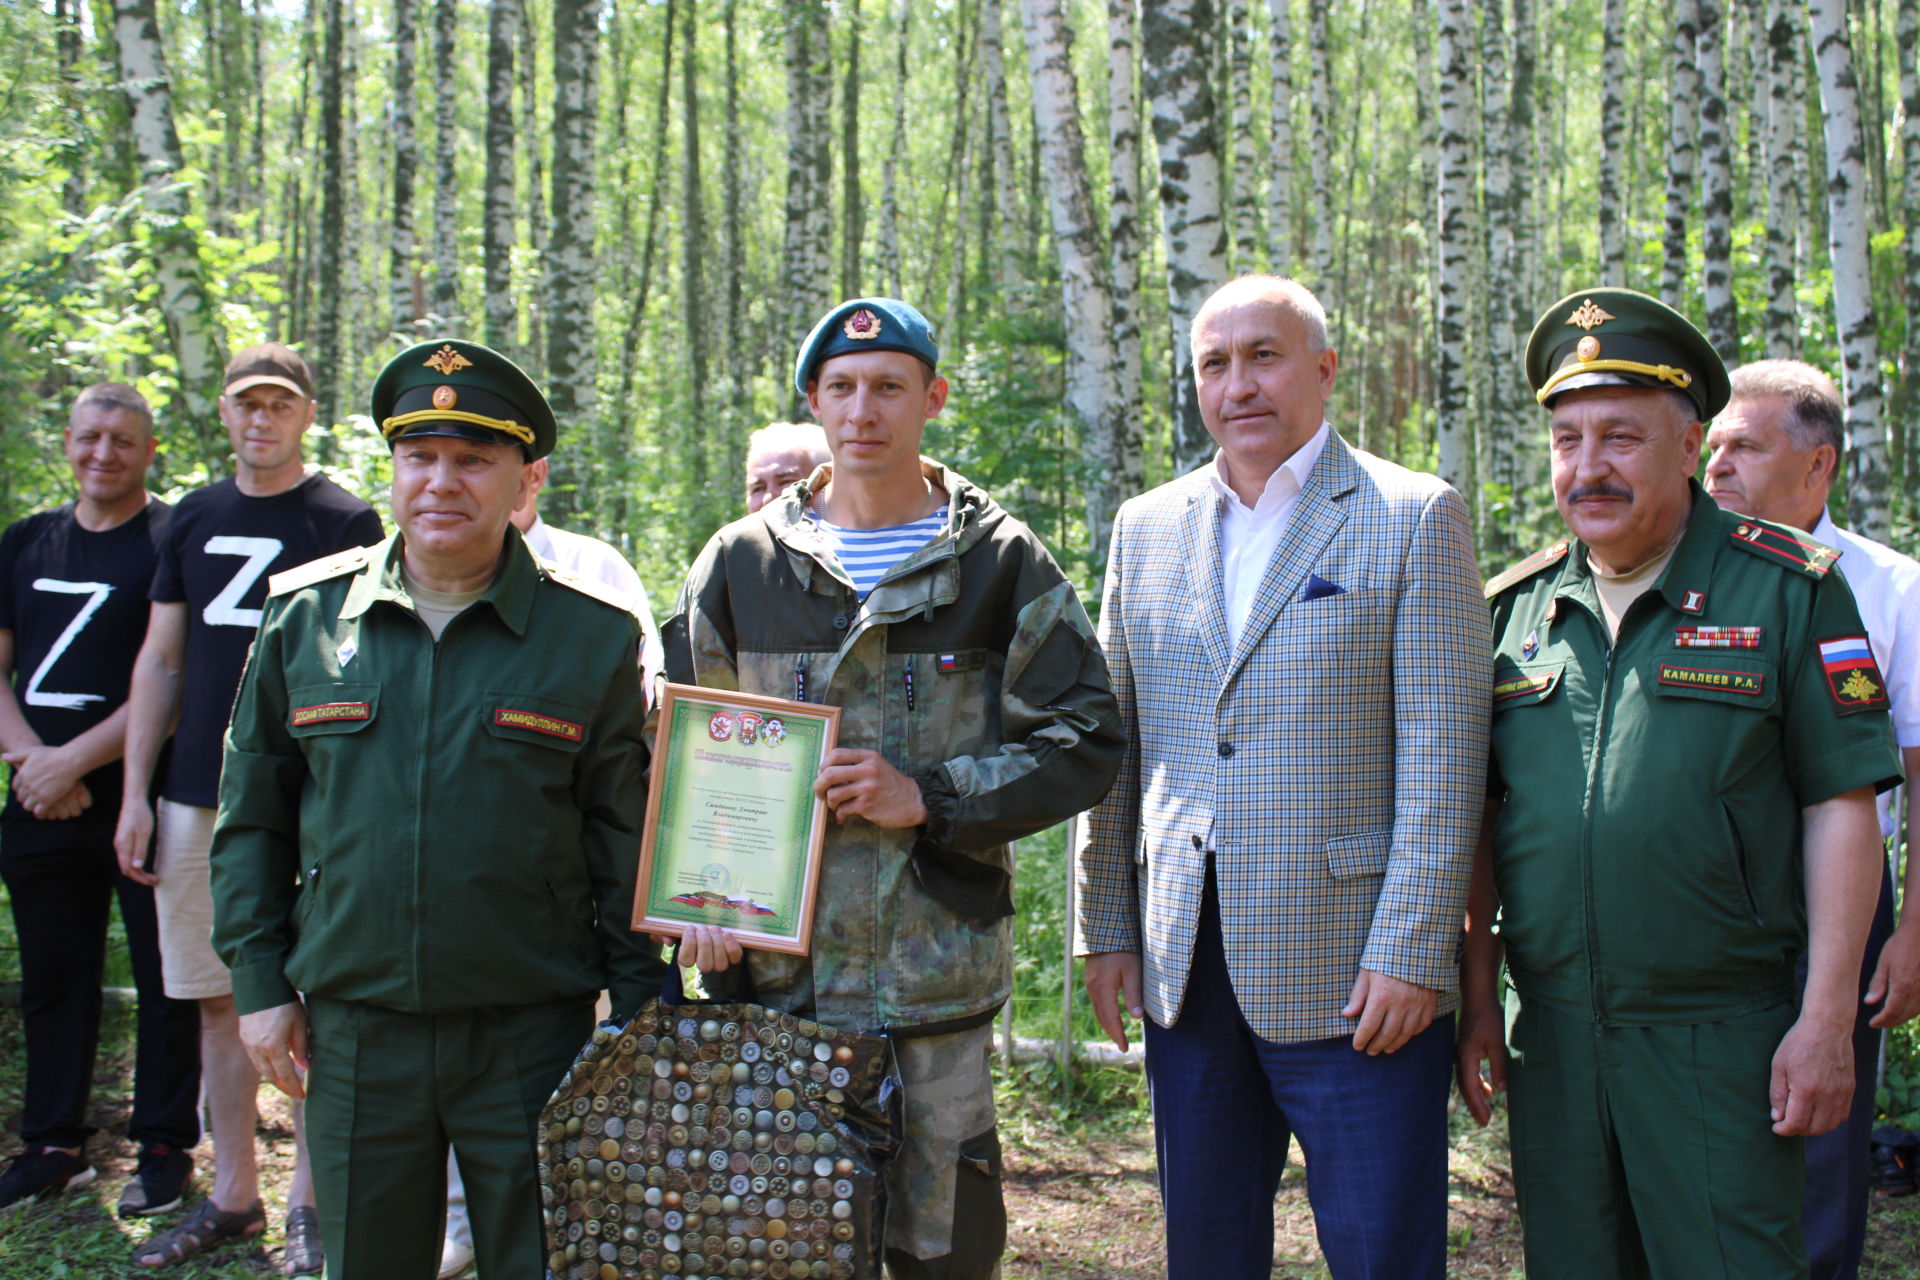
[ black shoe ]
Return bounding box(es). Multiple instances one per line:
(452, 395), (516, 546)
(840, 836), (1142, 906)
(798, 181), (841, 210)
(118, 1142), (193, 1218)
(1872, 1125), (1919, 1196)
(0, 1147), (97, 1212)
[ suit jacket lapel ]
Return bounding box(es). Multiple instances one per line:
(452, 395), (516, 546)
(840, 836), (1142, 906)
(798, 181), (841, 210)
(1178, 479), (1233, 687)
(1224, 434), (1359, 680)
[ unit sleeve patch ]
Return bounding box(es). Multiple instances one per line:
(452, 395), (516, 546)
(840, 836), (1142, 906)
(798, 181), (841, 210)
(1817, 635), (1891, 716)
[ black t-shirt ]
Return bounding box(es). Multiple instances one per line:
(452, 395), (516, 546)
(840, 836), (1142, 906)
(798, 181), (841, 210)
(150, 472), (384, 806)
(0, 500), (172, 850)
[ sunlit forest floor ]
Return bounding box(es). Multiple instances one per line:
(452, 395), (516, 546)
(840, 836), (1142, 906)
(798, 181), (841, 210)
(3, 1006), (1918, 1279)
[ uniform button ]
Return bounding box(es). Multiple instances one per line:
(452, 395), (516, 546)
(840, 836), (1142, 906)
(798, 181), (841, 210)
(1217, 742), (1234, 758)
(832, 614), (848, 630)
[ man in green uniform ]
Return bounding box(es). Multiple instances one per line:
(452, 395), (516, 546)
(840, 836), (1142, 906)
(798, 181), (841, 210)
(1454, 288), (1902, 1279)
(209, 339), (665, 1279)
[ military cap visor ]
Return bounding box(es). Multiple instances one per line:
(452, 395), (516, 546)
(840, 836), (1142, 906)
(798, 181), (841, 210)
(370, 340), (557, 460)
(793, 297), (940, 395)
(1525, 288), (1730, 421)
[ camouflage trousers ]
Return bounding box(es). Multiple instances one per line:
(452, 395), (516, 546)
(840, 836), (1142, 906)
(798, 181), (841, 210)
(884, 1022), (1005, 1280)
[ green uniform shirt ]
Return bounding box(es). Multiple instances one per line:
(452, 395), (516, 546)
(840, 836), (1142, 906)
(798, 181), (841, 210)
(1487, 483), (1900, 1025)
(211, 530), (665, 1019)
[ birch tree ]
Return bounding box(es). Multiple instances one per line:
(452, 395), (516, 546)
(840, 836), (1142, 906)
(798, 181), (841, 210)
(517, 0), (547, 370)
(1901, 0), (1920, 494)
(1108, 0), (1145, 506)
(783, 0), (832, 372)
(1698, 0), (1739, 360)
(315, 0), (344, 423)
(1433, 0), (1475, 492)
(1021, 0), (1120, 551)
(1480, 0), (1522, 556)
(1660, 0), (1700, 309)
(1598, 0), (1627, 283)
(430, 0), (458, 323)
(1809, 0), (1890, 538)
(546, 0), (601, 423)
(839, 0), (865, 299)
(681, 0), (707, 480)
(1226, 0), (1259, 265)
(1305, 0), (1333, 286)
(980, 0), (1023, 294)
(1761, 0), (1800, 357)
(109, 0), (226, 469)
(1265, 0), (1293, 272)
(1142, 0), (1228, 470)
(482, 0), (516, 351)
(877, 0), (908, 297)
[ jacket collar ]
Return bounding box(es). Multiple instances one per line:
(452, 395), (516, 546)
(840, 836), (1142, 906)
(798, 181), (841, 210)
(340, 526), (542, 636)
(1548, 478), (1722, 621)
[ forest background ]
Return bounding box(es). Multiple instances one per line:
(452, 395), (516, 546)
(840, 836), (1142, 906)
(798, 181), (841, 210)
(6, 0), (1920, 1119)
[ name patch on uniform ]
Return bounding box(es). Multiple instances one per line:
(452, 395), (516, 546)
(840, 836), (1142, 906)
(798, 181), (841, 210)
(1817, 636), (1890, 715)
(291, 702), (370, 726)
(1657, 664), (1765, 696)
(495, 708), (584, 741)
(1493, 673), (1555, 702)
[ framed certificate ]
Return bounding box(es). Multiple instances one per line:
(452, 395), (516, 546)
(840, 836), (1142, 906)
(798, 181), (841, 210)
(632, 683), (840, 955)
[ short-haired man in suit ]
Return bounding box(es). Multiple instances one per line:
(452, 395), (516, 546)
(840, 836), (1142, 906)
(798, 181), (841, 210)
(1077, 274), (1491, 1279)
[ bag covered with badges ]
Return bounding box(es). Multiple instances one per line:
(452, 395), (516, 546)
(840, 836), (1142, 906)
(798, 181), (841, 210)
(538, 998), (899, 1280)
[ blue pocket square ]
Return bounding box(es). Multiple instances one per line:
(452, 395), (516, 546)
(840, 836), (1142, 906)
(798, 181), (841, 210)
(1302, 574), (1345, 601)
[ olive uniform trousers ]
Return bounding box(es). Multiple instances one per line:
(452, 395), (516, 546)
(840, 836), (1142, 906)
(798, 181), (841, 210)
(304, 995), (594, 1280)
(1507, 996), (1805, 1280)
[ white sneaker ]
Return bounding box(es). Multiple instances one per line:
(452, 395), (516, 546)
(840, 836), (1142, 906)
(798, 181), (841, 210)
(437, 1236), (475, 1279)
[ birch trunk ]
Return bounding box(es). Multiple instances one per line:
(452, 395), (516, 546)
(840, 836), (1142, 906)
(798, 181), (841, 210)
(681, 0), (707, 483)
(1480, 0), (1519, 557)
(315, 0), (344, 424)
(1598, 0), (1627, 283)
(1511, 0), (1539, 349)
(878, 0), (909, 297)
(1265, 0), (1293, 272)
(1142, 0), (1228, 471)
(546, 0), (601, 423)
(1900, 0), (1920, 497)
(1761, 0), (1800, 357)
(980, 0), (1022, 294)
(1021, 0), (1120, 553)
(55, 0), (86, 216)
(1809, 0), (1891, 538)
(1660, 0), (1700, 309)
(429, 0), (459, 323)
(723, 0), (747, 428)
(1698, 0), (1739, 359)
(1108, 0), (1145, 503)
(482, 0), (516, 351)
(1433, 0), (1475, 492)
(1305, 0), (1332, 286)
(784, 0), (832, 361)
(517, 0), (547, 371)
(1226, 0), (1259, 265)
(109, 0), (226, 469)
(841, 0), (865, 298)
(613, 0), (674, 416)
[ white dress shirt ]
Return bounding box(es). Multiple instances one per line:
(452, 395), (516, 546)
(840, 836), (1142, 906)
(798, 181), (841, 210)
(524, 516), (665, 692)
(1815, 508), (1920, 838)
(1207, 421), (1331, 648)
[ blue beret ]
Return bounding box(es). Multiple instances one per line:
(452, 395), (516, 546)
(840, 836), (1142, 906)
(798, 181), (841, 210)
(792, 297), (940, 395)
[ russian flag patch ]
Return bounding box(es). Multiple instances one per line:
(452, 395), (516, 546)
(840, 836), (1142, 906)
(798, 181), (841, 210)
(1817, 635), (1889, 715)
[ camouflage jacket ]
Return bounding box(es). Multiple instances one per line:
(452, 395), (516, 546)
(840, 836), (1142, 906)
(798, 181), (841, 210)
(664, 459), (1125, 1036)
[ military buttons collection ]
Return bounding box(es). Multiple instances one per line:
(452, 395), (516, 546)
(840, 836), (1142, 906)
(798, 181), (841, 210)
(541, 1004), (883, 1280)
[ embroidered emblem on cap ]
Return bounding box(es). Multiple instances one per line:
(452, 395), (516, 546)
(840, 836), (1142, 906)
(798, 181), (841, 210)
(843, 308), (883, 341)
(292, 702), (370, 726)
(1576, 335), (1601, 361)
(432, 385), (458, 409)
(1566, 299), (1616, 331)
(495, 707), (583, 741)
(422, 345), (473, 375)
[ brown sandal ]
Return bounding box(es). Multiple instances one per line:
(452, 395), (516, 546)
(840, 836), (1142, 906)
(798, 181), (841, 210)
(131, 1198), (266, 1267)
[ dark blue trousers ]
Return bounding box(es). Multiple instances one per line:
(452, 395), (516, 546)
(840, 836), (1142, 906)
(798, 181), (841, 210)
(1144, 868), (1453, 1280)
(1801, 858), (1896, 1280)
(0, 835), (201, 1151)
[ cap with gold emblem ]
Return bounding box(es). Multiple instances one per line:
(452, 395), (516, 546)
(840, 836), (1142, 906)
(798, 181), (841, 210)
(1524, 287), (1730, 421)
(369, 339), (556, 460)
(792, 297), (940, 395)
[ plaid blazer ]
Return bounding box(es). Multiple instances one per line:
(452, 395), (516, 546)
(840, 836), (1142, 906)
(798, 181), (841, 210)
(1076, 433), (1491, 1044)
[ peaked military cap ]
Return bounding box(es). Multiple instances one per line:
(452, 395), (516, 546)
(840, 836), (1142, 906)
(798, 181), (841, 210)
(1525, 287), (1730, 421)
(792, 297), (940, 395)
(370, 339), (556, 460)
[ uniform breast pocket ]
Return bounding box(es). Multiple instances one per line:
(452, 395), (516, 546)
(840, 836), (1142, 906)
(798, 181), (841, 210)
(1648, 653), (1777, 710)
(1492, 662), (1564, 711)
(484, 691), (593, 759)
(287, 684), (380, 738)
